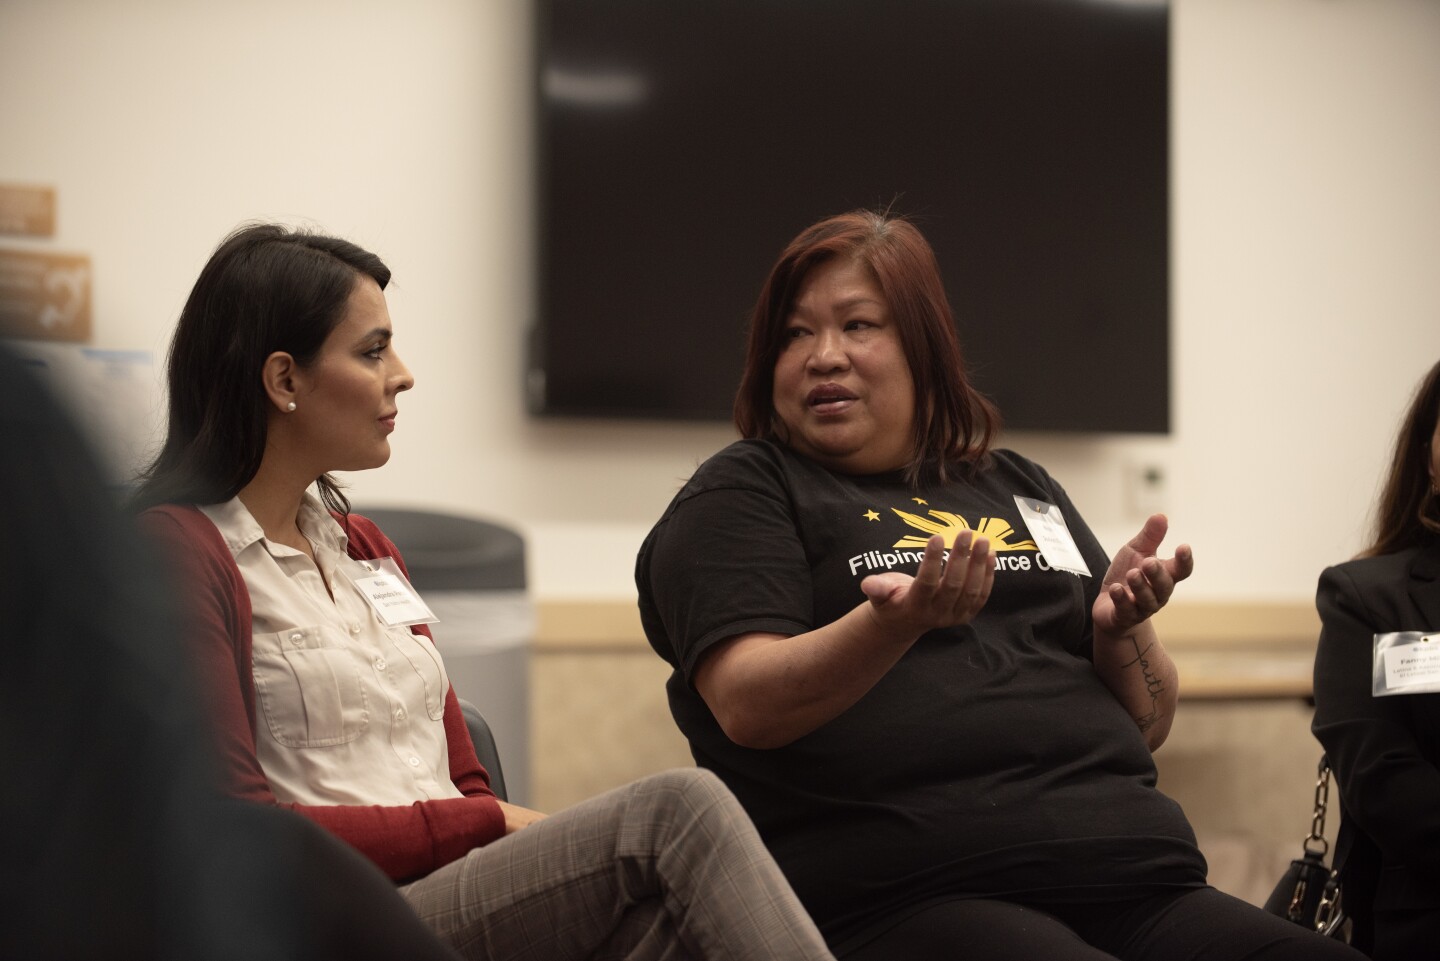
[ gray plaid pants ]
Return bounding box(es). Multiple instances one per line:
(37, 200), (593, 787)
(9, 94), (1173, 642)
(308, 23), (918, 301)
(399, 768), (835, 961)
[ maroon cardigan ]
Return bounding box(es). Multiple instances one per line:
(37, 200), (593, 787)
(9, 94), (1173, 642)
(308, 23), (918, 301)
(139, 504), (506, 882)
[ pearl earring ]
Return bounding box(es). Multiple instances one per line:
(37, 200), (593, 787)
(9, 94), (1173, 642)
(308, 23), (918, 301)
(286, 401), (297, 412)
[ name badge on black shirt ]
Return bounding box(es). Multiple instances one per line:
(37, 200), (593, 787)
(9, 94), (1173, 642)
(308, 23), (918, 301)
(1013, 496), (1091, 577)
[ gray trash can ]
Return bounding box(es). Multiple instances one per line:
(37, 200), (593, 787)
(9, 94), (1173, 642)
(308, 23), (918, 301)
(353, 506), (532, 806)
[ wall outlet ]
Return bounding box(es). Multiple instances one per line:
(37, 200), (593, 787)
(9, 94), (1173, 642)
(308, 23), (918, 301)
(1126, 461), (1168, 518)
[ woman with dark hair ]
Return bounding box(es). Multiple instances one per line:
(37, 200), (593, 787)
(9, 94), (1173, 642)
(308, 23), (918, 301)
(637, 210), (1364, 960)
(136, 223), (838, 961)
(1312, 358), (1440, 959)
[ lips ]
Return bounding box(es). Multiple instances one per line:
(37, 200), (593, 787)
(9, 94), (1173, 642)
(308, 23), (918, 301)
(806, 383), (857, 414)
(379, 411), (397, 431)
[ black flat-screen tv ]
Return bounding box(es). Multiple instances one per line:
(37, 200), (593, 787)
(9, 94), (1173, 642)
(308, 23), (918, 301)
(531, 0), (1170, 433)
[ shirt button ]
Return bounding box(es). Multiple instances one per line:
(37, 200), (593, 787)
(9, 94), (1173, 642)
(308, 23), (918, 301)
(289, 633), (303, 645)
(408, 756), (421, 767)
(375, 658), (387, 670)
(394, 708), (406, 721)
(350, 623), (362, 635)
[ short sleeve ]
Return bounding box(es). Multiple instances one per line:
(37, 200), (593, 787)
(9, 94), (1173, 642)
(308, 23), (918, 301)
(640, 454), (814, 681)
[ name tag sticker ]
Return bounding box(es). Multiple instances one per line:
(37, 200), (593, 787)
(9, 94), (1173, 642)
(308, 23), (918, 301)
(1013, 496), (1090, 577)
(343, 557), (438, 627)
(1373, 631), (1440, 696)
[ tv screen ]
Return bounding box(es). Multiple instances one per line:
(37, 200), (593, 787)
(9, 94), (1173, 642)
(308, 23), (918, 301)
(532, 0), (1170, 433)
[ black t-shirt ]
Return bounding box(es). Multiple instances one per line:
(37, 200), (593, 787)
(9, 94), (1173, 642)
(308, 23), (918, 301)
(637, 439), (1206, 948)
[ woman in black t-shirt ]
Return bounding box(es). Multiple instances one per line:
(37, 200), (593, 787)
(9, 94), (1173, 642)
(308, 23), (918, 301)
(637, 210), (1364, 961)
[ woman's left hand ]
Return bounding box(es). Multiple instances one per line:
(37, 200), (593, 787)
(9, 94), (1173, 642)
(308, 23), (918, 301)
(1091, 514), (1194, 635)
(497, 800), (548, 834)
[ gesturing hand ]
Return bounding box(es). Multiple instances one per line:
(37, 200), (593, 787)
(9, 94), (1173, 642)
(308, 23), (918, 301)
(1092, 514), (1194, 636)
(859, 530), (995, 639)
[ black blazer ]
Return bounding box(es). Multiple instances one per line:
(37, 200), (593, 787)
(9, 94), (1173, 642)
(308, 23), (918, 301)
(1312, 537), (1440, 941)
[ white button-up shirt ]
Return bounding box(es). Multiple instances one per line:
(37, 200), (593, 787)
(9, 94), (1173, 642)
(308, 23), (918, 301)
(200, 496), (462, 807)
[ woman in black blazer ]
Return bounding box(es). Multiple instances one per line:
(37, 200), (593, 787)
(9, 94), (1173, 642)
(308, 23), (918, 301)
(1313, 358), (1440, 959)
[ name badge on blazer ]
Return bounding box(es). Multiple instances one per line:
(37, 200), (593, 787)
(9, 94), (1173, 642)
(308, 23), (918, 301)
(1373, 631), (1440, 696)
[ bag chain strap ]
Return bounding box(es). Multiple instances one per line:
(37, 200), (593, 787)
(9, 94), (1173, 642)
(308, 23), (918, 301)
(1291, 757), (1344, 935)
(1303, 757), (1330, 858)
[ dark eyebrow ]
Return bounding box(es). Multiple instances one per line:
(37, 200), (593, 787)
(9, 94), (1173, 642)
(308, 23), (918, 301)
(834, 295), (884, 311)
(789, 295), (883, 321)
(358, 327), (392, 343)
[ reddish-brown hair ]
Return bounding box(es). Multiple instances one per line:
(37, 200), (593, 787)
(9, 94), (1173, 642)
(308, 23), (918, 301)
(1363, 358), (1440, 557)
(734, 209), (999, 483)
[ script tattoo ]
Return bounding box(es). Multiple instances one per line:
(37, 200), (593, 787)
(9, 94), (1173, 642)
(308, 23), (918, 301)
(1120, 634), (1165, 732)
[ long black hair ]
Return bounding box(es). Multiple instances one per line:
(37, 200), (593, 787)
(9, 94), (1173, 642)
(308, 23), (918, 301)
(1363, 358), (1440, 557)
(132, 223), (390, 513)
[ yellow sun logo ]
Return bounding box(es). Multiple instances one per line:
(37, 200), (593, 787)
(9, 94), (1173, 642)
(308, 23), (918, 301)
(890, 509), (1038, 551)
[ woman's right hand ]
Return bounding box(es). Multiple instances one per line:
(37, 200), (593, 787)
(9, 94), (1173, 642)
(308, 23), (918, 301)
(695, 530), (994, 749)
(498, 800), (547, 834)
(859, 530), (995, 639)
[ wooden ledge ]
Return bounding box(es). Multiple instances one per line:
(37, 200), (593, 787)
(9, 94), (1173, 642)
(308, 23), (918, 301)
(535, 600), (646, 650)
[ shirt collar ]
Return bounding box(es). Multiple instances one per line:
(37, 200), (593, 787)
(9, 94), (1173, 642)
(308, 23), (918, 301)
(200, 491), (348, 559)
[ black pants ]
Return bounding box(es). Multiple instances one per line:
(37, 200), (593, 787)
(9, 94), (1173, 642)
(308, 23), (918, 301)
(841, 887), (1367, 961)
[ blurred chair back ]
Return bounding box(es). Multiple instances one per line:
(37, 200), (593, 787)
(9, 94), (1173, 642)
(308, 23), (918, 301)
(459, 698), (508, 802)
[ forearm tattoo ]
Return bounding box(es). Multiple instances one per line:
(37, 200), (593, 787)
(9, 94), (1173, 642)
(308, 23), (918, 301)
(1120, 634), (1165, 732)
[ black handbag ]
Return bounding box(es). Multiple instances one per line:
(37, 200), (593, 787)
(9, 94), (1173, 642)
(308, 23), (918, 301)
(1263, 756), (1347, 939)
